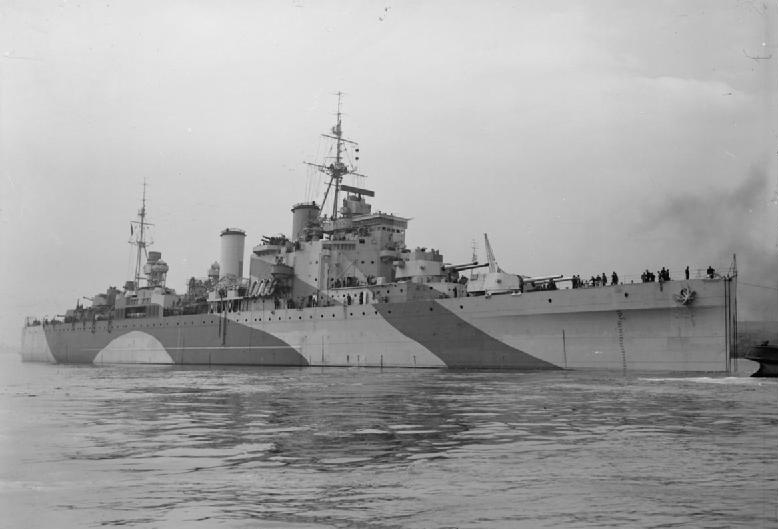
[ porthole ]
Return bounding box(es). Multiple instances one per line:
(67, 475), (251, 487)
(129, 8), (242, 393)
(460, 305), (464, 309)
(624, 292), (629, 298)
(429, 307), (434, 311)
(321, 314), (324, 318)
(548, 299), (552, 303)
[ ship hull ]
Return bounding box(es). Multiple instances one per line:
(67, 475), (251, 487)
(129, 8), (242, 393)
(743, 345), (778, 377)
(21, 278), (736, 372)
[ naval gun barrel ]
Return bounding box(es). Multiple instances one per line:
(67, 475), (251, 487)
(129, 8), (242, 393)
(442, 262), (488, 272)
(523, 274), (564, 283)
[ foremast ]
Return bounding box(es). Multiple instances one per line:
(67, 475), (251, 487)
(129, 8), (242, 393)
(305, 92), (366, 220)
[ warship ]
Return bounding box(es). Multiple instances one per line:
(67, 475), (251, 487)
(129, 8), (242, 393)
(21, 96), (739, 371)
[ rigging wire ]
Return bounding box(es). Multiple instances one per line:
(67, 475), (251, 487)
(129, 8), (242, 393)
(739, 280), (778, 291)
(126, 245), (134, 285)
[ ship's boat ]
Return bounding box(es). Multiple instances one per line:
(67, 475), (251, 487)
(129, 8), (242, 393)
(21, 96), (740, 372)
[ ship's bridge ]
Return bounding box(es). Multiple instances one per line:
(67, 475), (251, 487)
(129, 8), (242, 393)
(322, 212), (408, 235)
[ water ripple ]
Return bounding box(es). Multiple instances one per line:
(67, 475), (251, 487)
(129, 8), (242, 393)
(1, 358), (777, 528)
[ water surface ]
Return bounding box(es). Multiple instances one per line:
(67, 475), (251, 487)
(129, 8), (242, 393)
(1, 354), (776, 528)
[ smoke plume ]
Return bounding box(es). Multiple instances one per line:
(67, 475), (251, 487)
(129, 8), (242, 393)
(641, 165), (777, 320)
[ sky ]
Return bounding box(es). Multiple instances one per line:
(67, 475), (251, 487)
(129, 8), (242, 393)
(1, 0), (776, 345)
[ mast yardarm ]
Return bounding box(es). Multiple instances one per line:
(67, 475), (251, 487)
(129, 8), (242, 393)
(304, 92), (366, 220)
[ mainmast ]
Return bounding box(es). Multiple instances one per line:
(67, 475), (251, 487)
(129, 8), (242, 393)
(130, 181), (153, 289)
(470, 239), (479, 280)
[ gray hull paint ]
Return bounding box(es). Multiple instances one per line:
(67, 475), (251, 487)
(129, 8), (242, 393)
(22, 278), (737, 372)
(375, 300), (557, 369)
(39, 315), (307, 366)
